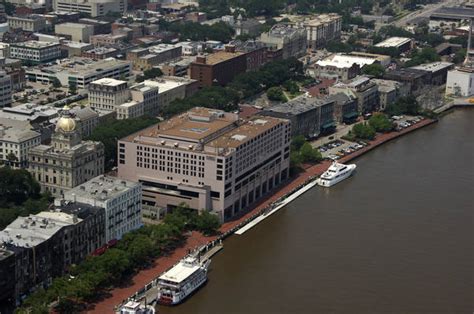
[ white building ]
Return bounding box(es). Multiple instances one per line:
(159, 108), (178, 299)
(55, 23), (95, 43)
(10, 41), (61, 64)
(88, 78), (130, 111)
(53, 0), (127, 18)
(287, 13), (342, 50)
(0, 120), (41, 168)
(7, 15), (47, 32)
(62, 175), (142, 242)
(117, 101), (144, 119)
(445, 67), (474, 97)
(375, 37), (413, 53)
(25, 57), (132, 89)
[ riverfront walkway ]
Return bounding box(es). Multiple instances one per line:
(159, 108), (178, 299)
(86, 118), (435, 313)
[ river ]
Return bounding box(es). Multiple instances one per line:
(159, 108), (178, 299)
(160, 109), (474, 314)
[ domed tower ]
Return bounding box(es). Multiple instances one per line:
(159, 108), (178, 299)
(52, 106), (82, 150)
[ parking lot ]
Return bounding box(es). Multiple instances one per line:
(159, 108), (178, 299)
(318, 139), (368, 160)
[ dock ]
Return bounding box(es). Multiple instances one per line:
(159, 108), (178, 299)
(235, 180), (319, 235)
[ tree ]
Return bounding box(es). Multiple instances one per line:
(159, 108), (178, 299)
(385, 96), (421, 116)
(283, 80), (299, 94)
(326, 40), (352, 53)
(368, 113), (393, 132)
(352, 122), (376, 140)
(51, 77), (62, 88)
(85, 117), (159, 170)
(453, 48), (466, 64)
(300, 142), (322, 163)
(291, 135), (306, 151)
(266, 86), (286, 102)
(195, 211), (220, 236)
(68, 81), (77, 95)
(143, 68), (163, 80)
(404, 47), (440, 67)
(362, 63), (385, 78)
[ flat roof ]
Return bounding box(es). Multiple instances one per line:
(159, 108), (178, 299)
(263, 96), (324, 115)
(375, 37), (412, 48)
(0, 212), (78, 248)
(56, 22), (92, 29)
(204, 51), (244, 65)
(26, 57), (131, 78)
(159, 256), (201, 283)
(316, 53), (377, 69)
(410, 61), (454, 72)
(64, 175), (139, 202)
(0, 124), (40, 143)
(138, 77), (196, 93)
(91, 77), (127, 87)
(11, 40), (59, 48)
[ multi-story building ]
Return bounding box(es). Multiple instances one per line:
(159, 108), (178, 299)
(116, 100), (144, 119)
(2, 59), (25, 92)
(372, 79), (410, 110)
(53, 0), (126, 18)
(0, 71), (12, 108)
(7, 15), (47, 32)
(288, 13), (342, 50)
(88, 78), (129, 111)
(81, 47), (118, 59)
(62, 175), (142, 242)
(231, 40), (268, 71)
(0, 204), (106, 305)
(10, 41), (61, 64)
(78, 18), (112, 35)
(0, 120), (41, 168)
(409, 62), (454, 86)
(327, 92), (359, 123)
(90, 33), (127, 46)
(260, 96), (322, 138)
(312, 53), (390, 80)
(446, 67), (474, 97)
(330, 76), (379, 113)
(25, 57), (132, 89)
(129, 82), (159, 116)
(131, 76), (198, 114)
(190, 47), (247, 88)
(70, 106), (99, 137)
(128, 44), (182, 71)
(28, 107), (105, 196)
(375, 37), (413, 53)
(259, 24), (307, 59)
(62, 41), (94, 57)
(118, 107), (291, 222)
(55, 22), (95, 43)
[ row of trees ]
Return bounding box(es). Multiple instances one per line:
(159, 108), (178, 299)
(347, 113), (394, 140)
(0, 168), (52, 229)
(85, 117), (159, 171)
(385, 96), (422, 116)
(19, 204), (220, 313)
(159, 21), (235, 43)
(161, 58), (305, 118)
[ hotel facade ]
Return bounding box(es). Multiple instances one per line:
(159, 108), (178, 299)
(117, 107), (291, 222)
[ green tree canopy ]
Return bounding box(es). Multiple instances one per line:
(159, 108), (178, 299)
(368, 113), (393, 132)
(361, 63), (386, 78)
(266, 86), (286, 102)
(352, 122), (376, 140)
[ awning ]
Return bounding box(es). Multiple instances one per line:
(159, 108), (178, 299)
(321, 121), (336, 129)
(343, 112), (358, 119)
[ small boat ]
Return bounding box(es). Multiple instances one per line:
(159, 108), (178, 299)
(157, 255), (210, 305)
(118, 300), (155, 314)
(316, 161), (356, 187)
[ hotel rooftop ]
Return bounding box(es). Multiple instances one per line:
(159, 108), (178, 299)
(122, 107), (285, 152)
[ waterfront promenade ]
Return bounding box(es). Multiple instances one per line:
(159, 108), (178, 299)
(86, 118), (436, 313)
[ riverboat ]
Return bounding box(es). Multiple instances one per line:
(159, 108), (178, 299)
(157, 255), (210, 305)
(316, 162), (356, 187)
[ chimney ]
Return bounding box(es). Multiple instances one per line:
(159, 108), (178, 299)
(196, 56), (206, 64)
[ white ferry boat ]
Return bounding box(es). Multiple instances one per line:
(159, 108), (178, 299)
(118, 301), (155, 314)
(157, 255), (210, 305)
(316, 161), (356, 187)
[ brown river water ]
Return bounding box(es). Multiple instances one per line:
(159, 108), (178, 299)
(160, 109), (474, 314)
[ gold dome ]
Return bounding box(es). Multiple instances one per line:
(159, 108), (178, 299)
(57, 116), (76, 132)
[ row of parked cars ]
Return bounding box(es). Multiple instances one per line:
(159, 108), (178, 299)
(319, 140), (368, 160)
(393, 116), (424, 131)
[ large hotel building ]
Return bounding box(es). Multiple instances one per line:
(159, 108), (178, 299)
(118, 107), (291, 222)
